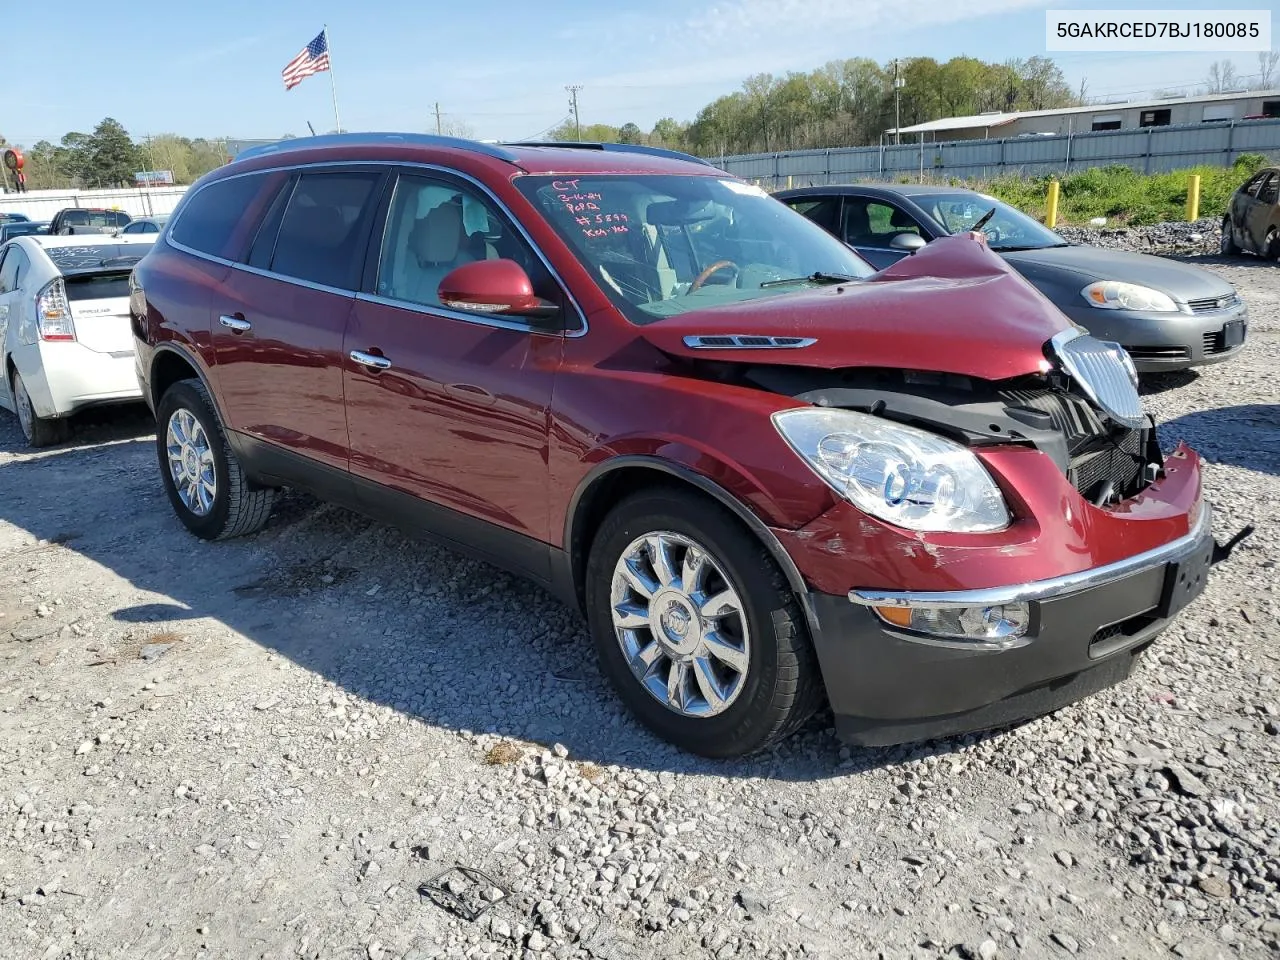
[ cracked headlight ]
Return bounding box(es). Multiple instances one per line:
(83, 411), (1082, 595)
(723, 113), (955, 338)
(772, 408), (1011, 533)
(1081, 280), (1178, 313)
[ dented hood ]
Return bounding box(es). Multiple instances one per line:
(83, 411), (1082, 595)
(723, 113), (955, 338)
(641, 233), (1071, 382)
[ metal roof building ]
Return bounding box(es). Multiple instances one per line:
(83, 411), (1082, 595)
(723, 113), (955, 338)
(888, 89), (1280, 141)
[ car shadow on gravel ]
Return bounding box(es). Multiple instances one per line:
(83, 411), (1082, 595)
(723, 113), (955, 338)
(0, 402), (153, 449)
(1159, 404), (1280, 477)
(1164, 253), (1276, 269)
(0, 415), (1016, 781)
(1139, 370), (1198, 395)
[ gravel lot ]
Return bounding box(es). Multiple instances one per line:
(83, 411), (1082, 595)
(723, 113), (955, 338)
(1, 242), (1277, 960)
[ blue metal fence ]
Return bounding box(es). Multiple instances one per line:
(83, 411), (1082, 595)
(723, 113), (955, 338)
(712, 118), (1280, 187)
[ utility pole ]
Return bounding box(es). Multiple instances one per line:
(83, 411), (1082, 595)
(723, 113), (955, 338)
(892, 60), (904, 146)
(434, 102), (442, 135)
(0, 137), (11, 193)
(565, 85), (583, 139)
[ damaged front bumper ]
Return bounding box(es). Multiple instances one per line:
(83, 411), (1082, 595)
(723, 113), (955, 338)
(785, 445), (1251, 747)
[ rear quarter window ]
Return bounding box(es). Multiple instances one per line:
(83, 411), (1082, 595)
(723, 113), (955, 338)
(170, 172), (284, 260)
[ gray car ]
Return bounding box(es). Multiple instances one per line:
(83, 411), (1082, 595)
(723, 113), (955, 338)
(776, 184), (1247, 373)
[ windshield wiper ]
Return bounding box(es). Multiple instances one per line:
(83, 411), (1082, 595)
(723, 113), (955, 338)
(759, 271), (859, 289)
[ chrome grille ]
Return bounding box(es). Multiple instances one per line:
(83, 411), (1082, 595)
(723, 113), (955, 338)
(1187, 293), (1240, 313)
(1052, 333), (1145, 429)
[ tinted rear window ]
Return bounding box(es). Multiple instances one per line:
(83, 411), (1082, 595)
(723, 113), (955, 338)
(170, 173), (274, 258)
(66, 272), (131, 301)
(268, 171), (381, 288)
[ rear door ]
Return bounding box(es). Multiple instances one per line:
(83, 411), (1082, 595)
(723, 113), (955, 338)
(212, 167), (387, 476)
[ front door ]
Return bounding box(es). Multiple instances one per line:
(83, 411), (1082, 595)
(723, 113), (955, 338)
(343, 171), (565, 580)
(211, 168), (386, 474)
(841, 197), (925, 269)
(1245, 172), (1279, 254)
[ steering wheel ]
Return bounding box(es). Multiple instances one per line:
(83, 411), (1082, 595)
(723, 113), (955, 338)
(688, 260), (739, 293)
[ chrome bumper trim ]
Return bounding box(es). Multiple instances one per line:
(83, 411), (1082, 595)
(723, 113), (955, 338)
(849, 502), (1212, 609)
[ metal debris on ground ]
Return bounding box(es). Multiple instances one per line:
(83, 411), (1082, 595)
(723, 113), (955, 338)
(417, 865), (508, 922)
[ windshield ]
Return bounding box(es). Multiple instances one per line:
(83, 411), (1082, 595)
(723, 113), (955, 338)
(913, 193), (1066, 251)
(516, 175), (875, 324)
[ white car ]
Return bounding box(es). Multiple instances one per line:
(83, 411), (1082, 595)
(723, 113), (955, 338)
(0, 235), (155, 446)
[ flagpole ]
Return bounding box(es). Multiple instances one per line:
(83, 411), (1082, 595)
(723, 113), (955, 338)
(323, 24), (342, 133)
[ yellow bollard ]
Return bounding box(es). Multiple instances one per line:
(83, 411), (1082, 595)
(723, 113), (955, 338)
(1046, 180), (1061, 229)
(786, 175), (793, 189)
(1186, 174), (1201, 222)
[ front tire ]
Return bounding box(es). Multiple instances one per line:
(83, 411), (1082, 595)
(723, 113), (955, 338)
(1220, 217), (1239, 256)
(11, 370), (68, 448)
(155, 378), (275, 540)
(585, 488), (823, 758)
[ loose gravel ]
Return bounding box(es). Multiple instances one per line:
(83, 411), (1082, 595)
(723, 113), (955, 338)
(1056, 218), (1225, 256)
(1, 238), (1277, 960)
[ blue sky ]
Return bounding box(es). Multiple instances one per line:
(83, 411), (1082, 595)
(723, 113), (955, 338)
(3, 0), (1278, 147)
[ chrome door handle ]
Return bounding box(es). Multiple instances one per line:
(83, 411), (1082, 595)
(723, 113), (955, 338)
(219, 315), (251, 332)
(350, 350), (392, 371)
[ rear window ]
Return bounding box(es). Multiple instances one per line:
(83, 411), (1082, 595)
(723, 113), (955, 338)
(266, 171), (381, 288)
(43, 243), (150, 273)
(170, 173), (276, 258)
(65, 272), (131, 301)
(63, 210), (130, 227)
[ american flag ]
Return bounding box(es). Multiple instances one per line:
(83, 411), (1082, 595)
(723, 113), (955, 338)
(282, 30), (330, 91)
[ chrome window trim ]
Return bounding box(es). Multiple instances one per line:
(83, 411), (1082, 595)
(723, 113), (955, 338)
(355, 291), (558, 335)
(850, 501), (1212, 610)
(165, 159), (587, 338)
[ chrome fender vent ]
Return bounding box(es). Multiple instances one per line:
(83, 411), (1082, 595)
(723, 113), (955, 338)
(682, 335), (817, 349)
(1051, 330), (1145, 428)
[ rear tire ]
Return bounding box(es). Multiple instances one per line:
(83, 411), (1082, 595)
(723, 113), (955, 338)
(155, 378), (275, 540)
(585, 487), (823, 758)
(11, 370), (68, 448)
(1220, 217), (1239, 256)
(1266, 228), (1280, 261)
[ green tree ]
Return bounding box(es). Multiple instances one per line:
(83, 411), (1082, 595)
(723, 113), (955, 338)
(81, 118), (142, 187)
(650, 117), (688, 147)
(617, 122), (644, 144)
(547, 120), (619, 142)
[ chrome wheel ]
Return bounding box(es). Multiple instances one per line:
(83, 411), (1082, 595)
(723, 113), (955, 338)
(165, 408), (216, 516)
(13, 375), (33, 441)
(609, 531), (750, 718)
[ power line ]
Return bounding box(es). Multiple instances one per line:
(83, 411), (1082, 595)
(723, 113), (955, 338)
(517, 115), (573, 142)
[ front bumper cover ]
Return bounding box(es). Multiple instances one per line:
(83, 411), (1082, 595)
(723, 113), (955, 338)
(809, 503), (1228, 747)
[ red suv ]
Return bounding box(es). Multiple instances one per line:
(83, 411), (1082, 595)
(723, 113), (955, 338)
(129, 134), (1240, 758)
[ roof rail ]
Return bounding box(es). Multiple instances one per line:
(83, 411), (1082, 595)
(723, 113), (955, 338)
(233, 132), (522, 164)
(504, 141), (718, 167)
